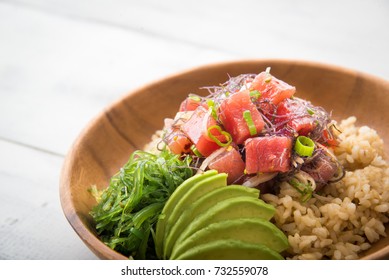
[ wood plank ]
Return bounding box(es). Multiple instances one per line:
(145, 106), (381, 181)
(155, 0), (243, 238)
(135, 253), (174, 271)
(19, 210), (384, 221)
(0, 139), (98, 259)
(4, 0), (389, 79)
(0, 2), (235, 155)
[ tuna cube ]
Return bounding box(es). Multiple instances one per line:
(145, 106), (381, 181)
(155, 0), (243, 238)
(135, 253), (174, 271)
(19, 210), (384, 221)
(218, 90), (264, 144)
(245, 136), (292, 173)
(208, 147), (245, 184)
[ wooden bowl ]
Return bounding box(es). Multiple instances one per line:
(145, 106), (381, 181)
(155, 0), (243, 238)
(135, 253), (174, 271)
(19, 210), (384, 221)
(60, 59), (389, 260)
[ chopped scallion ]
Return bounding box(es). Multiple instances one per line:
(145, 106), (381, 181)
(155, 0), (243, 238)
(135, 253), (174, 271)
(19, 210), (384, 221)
(190, 145), (203, 157)
(207, 99), (215, 107)
(294, 136), (315, 157)
(207, 100), (218, 120)
(307, 108), (315, 115)
(188, 94), (201, 102)
(243, 110), (257, 136)
(249, 90), (261, 99)
(207, 125), (232, 147)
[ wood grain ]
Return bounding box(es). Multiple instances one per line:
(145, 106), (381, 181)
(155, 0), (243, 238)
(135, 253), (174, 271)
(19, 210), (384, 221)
(0, 139), (97, 259)
(60, 60), (389, 259)
(6, 0), (389, 80)
(0, 1), (234, 156)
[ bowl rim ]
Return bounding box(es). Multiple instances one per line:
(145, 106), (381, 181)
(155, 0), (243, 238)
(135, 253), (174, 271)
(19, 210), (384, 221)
(60, 58), (389, 260)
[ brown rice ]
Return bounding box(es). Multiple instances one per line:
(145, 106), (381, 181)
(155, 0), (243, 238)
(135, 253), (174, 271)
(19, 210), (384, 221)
(262, 116), (389, 259)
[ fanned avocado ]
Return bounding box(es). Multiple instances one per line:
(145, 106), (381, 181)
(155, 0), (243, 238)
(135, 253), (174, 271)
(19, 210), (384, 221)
(171, 217), (288, 259)
(174, 196), (276, 248)
(155, 171), (289, 260)
(165, 185), (259, 259)
(162, 172), (228, 258)
(174, 239), (284, 260)
(154, 170), (217, 258)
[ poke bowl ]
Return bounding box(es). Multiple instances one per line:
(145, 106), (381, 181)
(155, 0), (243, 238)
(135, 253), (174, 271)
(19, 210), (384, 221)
(60, 59), (389, 260)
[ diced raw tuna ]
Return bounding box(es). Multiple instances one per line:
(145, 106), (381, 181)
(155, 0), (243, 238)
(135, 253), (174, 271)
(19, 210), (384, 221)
(193, 136), (222, 157)
(275, 99), (315, 136)
(165, 131), (192, 155)
(163, 117), (192, 155)
(245, 136), (292, 173)
(302, 153), (338, 190)
(218, 90), (265, 144)
(179, 96), (205, 112)
(321, 128), (340, 147)
(182, 107), (227, 156)
(250, 71), (296, 106)
(208, 147), (245, 184)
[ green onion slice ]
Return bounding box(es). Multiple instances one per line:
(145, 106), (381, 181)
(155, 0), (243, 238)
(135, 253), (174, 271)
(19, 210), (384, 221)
(188, 94), (201, 102)
(243, 110), (257, 136)
(190, 145), (203, 157)
(207, 125), (232, 147)
(249, 90), (261, 99)
(307, 108), (315, 115)
(294, 136), (315, 157)
(207, 100), (218, 120)
(207, 99), (215, 107)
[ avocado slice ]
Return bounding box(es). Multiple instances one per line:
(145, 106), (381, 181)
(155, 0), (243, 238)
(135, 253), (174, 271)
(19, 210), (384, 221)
(171, 217), (288, 259)
(155, 170), (217, 258)
(174, 239), (284, 260)
(173, 196), (276, 250)
(164, 185), (260, 259)
(162, 172), (228, 259)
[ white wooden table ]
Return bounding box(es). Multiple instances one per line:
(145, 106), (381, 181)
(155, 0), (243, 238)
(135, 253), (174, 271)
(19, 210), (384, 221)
(0, 0), (388, 260)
